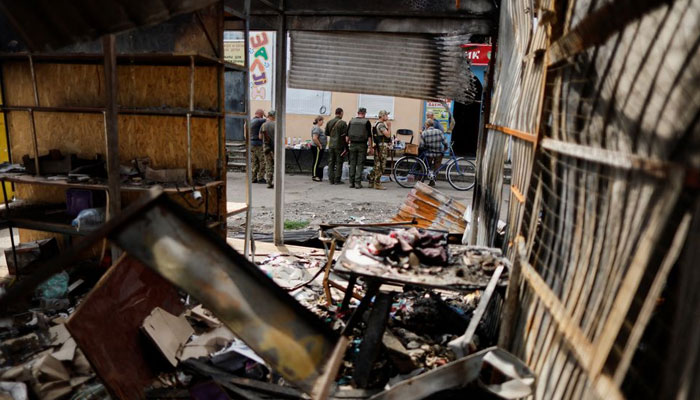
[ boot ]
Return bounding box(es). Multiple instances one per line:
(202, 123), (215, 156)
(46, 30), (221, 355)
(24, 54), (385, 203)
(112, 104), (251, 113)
(355, 183), (363, 189)
(350, 182), (355, 188)
(374, 183), (387, 190)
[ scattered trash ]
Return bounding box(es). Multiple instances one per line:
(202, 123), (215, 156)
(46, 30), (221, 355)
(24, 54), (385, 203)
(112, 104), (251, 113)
(141, 307), (194, 367)
(0, 191), (523, 400)
(4, 238), (59, 277)
(70, 208), (105, 232)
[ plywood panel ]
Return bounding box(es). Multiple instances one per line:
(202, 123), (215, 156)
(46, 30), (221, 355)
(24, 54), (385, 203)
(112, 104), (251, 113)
(7, 113), (218, 170)
(1, 63), (217, 110)
(7, 112), (105, 161)
(118, 115), (218, 171)
(119, 65), (218, 110)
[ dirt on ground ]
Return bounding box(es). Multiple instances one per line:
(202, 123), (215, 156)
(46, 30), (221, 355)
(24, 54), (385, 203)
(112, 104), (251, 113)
(225, 172), (476, 236)
(227, 200), (401, 234)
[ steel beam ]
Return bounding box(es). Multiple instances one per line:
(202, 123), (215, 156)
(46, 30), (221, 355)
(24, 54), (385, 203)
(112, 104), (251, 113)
(273, 15), (286, 245)
(226, 15), (492, 35)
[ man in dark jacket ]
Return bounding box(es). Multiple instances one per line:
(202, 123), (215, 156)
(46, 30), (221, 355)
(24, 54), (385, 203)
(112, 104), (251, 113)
(325, 108), (347, 185)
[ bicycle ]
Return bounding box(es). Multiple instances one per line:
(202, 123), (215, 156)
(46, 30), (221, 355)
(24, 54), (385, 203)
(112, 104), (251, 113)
(392, 141), (476, 191)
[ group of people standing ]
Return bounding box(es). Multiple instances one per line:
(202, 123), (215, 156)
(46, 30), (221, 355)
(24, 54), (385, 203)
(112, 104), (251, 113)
(248, 106), (450, 189)
(310, 107), (393, 189)
(249, 109), (276, 188)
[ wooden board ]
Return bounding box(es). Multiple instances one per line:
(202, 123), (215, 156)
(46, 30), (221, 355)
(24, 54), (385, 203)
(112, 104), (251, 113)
(66, 256), (184, 400)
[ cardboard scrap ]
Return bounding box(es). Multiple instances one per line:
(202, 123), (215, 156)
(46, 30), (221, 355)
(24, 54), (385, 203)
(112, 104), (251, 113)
(48, 324), (70, 347)
(142, 307), (194, 367)
(32, 381), (71, 400)
(178, 325), (236, 362)
(52, 338), (77, 362)
(0, 364), (32, 382)
(382, 331), (417, 373)
(72, 349), (92, 377)
(186, 305), (221, 328)
(32, 354), (70, 382)
(69, 376), (91, 388)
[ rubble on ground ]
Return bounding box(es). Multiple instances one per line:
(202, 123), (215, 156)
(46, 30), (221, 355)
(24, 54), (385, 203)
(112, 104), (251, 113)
(0, 201), (529, 399)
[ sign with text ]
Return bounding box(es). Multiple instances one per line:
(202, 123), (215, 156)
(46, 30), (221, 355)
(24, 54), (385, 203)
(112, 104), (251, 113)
(223, 40), (245, 66)
(424, 100), (454, 132)
(249, 31), (275, 101)
(461, 43), (492, 66)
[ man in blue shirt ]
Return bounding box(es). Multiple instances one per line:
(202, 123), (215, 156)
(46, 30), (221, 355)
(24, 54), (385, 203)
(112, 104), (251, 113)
(420, 119), (448, 187)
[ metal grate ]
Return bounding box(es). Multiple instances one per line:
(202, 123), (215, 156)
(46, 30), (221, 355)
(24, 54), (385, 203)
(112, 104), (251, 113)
(289, 31), (479, 103)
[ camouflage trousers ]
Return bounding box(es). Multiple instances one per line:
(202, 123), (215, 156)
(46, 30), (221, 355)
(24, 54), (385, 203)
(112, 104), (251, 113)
(264, 150), (274, 183)
(251, 145), (265, 181)
(368, 143), (389, 185)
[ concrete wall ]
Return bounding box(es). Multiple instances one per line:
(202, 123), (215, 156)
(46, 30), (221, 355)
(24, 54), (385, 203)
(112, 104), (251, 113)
(251, 92), (423, 143)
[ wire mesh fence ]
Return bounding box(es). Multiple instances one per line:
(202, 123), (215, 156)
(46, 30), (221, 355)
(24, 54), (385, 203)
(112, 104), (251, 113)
(474, 0), (700, 398)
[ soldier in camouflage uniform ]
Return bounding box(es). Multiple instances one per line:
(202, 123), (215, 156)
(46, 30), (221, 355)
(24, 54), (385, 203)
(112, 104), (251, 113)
(260, 110), (276, 189)
(249, 109), (267, 183)
(369, 110), (391, 190)
(324, 108), (347, 184)
(346, 108), (372, 188)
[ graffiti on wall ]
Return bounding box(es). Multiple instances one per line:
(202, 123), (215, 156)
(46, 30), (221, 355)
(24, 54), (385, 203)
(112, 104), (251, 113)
(249, 32), (275, 101)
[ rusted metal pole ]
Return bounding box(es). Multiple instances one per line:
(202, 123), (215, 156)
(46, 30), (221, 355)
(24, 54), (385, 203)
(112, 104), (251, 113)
(102, 35), (121, 221)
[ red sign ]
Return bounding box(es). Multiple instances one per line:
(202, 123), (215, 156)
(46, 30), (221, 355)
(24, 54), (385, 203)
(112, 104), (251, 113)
(461, 43), (492, 66)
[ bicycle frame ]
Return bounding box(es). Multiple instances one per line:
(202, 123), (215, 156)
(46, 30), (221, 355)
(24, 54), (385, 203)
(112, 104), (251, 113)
(418, 141), (459, 178)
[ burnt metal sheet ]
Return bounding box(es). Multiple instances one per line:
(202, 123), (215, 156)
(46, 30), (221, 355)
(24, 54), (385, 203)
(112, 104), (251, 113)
(109, 196), (339, 394)
(369, 347), (535, 400)
(335, 231), (509, 290)
(0, 0), (219, 51)
(393, 182), (467, 233)
(66, 256), (185, 400)
(289, 31), (479, 103)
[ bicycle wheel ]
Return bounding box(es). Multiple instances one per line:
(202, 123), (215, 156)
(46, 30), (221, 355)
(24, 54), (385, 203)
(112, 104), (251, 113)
(447, 158), (476, 191)
(392, 156), (428, 188)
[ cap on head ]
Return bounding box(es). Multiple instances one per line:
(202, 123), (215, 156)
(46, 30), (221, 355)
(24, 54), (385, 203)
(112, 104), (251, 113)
(267, 110), (276, 117)
(357, 107), (367, 114)
(378, 110), (389, 118)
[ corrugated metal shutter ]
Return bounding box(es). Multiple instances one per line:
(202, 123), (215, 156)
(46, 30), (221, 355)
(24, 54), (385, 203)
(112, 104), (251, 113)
(289, 31), (479, 103)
